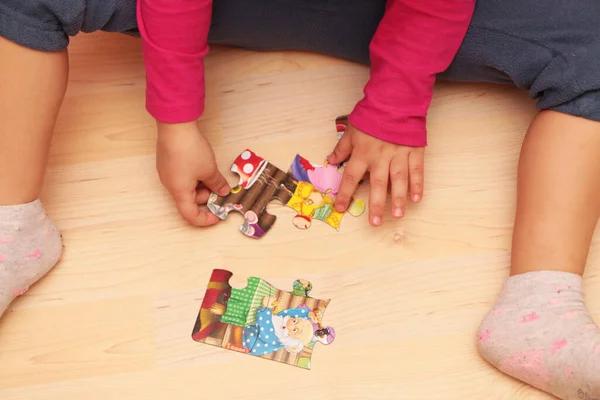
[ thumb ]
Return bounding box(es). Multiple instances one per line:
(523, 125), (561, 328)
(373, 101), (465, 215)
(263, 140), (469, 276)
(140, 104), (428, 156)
(327, 131), (353, 165)
(176, 198), (220, 227)
(203, 168), (231, 196)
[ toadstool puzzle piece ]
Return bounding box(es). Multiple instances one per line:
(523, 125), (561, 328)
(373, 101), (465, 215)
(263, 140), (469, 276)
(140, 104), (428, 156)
(191, 269), (335, 370)
(207, 148), (365, 238)
(207, 149), (298, 238)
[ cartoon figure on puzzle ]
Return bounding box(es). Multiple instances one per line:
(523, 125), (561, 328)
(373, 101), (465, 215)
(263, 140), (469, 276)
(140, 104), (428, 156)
(207, 147), (365, 238)
(191, 269), (335, 369)
(242, 296), (335, 357)
(288, 154), (365, 230)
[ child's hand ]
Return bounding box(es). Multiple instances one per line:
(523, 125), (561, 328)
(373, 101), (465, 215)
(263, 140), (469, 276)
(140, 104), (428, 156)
(156, 121), (230, 226)
(328, 123), (424, 226)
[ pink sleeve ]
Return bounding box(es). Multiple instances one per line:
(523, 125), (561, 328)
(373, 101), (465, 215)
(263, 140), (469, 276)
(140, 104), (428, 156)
(136, 0), (213, 123)
(348, 0), (475, 147)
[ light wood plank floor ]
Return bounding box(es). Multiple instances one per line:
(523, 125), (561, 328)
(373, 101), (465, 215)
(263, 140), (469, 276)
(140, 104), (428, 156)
(1, 32), (598, 400)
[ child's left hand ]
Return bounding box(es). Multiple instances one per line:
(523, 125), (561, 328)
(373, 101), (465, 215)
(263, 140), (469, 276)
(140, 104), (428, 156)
(155, 121), (230, 227)
(328, 123), (424, 226)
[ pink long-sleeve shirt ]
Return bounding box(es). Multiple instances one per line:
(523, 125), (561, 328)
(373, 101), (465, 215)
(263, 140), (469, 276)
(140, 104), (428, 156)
(137, 0), (475, 147)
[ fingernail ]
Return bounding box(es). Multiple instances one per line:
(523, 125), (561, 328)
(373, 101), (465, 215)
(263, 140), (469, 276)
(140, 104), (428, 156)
(393, 208), (403, 218)
(335, 203), (347, 212)
(412, 194), (421, 202)
(372, 216), (382, 226)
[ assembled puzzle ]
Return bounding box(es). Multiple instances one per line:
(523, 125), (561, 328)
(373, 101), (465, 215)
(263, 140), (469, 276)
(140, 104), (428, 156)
(191, 269), (335, 369)
(207, 150), (365, 238)
(206, 115), (364, 238)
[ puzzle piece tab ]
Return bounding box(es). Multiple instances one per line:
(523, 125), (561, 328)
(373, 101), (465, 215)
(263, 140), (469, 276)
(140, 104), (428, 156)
(192, 270), (335, 369)
(208, 148), (365, 238)
(207, 149), (297, 238)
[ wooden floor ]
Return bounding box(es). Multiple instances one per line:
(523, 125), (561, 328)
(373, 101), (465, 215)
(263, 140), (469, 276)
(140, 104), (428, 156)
(1, 32), (598, 400)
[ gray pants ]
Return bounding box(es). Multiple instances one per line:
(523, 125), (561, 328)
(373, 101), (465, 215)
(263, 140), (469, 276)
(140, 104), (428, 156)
(1, 0), (599, 123)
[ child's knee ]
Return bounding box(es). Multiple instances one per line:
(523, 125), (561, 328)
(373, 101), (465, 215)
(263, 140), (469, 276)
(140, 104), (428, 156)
(0, 0), (137, 52)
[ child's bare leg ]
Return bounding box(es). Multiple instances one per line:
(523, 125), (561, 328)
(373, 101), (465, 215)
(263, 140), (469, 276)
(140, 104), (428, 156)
(511, 111), (600, 277)
(478, 110), (600, 399)
(0, 37), (65, 318)
(0, 37), (67, 205)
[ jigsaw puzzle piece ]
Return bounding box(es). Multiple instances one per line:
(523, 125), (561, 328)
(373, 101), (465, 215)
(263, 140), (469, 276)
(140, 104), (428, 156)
(220, 277), (278, 327)
(208, 146), (365, 237)
(310, 301), (336, 346)
(287, 154), (365, 231)
(192, 270), (336, 369)
(292, 279), (313, 297)
(241, 300), (335, 360)
(239, 280), (336, 363)
(230, 150), (268, 189)
(287, 180), (344, 230)
(208, 149), (297, 239)
(285, 279), (335, 347)
(191, 269), (233, 341)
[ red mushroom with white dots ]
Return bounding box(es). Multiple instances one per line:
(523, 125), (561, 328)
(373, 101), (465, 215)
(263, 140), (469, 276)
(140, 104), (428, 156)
(230, 149), (267, 189)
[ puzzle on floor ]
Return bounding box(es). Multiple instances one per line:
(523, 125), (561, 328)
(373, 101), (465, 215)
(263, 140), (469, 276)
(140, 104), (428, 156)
(207, 134), (364, 239)
(191, 269), (335, 370)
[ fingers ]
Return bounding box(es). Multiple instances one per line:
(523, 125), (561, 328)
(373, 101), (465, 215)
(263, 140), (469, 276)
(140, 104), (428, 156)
(390, 156), (409, 218)
(327, 131), (353, 165)
(408, 150), (424, 203)
(202, 168), (230, 196)
(195, 185), (212, 204)
(368, 164), (389, 226)
(335, 157), (368, 213)
(176, 195), (220, 227)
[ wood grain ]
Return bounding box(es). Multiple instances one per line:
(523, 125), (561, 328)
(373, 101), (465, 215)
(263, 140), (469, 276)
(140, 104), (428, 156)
(1, 31), (598, 399)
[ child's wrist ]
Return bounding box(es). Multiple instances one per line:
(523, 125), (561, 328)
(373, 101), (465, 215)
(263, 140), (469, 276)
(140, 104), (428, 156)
(156, 120), (201, 141)
(157, 120), (197, 133)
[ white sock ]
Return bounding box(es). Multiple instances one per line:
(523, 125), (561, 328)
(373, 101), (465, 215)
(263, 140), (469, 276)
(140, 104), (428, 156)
(0, 200), (62, 317)
(478, 271), (600, 399)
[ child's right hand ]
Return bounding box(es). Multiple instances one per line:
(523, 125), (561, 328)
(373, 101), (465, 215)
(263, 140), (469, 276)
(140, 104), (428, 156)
(156, 121), (231, 226)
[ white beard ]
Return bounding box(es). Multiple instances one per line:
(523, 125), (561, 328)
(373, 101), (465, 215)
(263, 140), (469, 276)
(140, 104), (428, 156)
(272, 314), (289, 340)
(271, 314), (305, 353)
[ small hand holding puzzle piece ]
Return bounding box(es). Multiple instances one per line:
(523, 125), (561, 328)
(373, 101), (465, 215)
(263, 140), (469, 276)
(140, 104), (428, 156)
(207, 148), (365, 238)
(192, 270), (335, 369)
